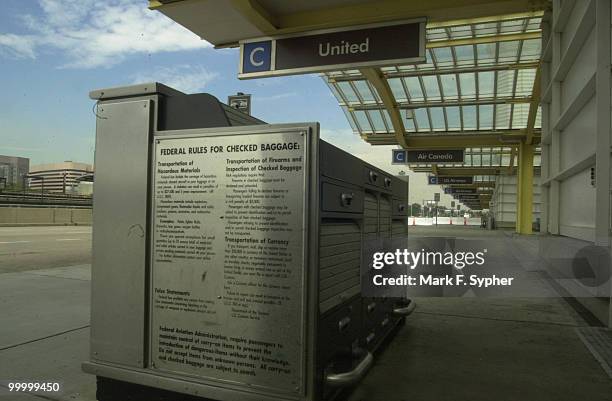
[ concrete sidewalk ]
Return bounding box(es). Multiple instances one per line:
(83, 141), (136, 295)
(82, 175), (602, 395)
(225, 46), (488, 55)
(0, 264), (94, 401)
(343, 225), (612, 401)
(346, 297), (612, 401)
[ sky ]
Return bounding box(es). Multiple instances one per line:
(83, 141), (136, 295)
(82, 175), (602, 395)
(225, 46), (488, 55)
(0, 0), (461, 208)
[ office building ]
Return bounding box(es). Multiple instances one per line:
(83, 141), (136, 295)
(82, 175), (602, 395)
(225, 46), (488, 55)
(28, 161), (93, 193)
(0, 155), (29, 188)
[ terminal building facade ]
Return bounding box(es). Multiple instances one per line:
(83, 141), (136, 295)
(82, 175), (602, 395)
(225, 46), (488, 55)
(28, 161), (94, 193)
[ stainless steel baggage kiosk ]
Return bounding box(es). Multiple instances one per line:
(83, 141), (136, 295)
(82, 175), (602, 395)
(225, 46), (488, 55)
(84, 83), (414, 401)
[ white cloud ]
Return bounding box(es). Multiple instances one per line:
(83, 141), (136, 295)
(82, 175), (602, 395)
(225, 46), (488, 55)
(0, 34), (37, 59)
(0, 0), (211, 68)
(131, 64), (218, 94)
(258, 92), (298, 101)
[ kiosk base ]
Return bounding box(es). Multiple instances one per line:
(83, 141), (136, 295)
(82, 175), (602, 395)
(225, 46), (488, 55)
(97, 377), (213, 401)
(96, 317), (407, 401)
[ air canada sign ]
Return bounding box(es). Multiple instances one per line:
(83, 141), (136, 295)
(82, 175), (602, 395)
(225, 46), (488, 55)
(393, 149), (464, 164)
(239, 19), (426, 79)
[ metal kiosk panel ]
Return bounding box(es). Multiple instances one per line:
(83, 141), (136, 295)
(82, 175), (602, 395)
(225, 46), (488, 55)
(90, 99), (152, 368)
(150, 130), (310, 395)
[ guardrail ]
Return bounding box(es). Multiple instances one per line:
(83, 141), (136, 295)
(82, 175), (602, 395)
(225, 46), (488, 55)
(0, 191), (92, 207)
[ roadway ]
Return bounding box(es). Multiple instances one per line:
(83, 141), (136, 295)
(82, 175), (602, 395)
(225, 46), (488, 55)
(0, 226), (93, 400)
(0, 226), (91, 273)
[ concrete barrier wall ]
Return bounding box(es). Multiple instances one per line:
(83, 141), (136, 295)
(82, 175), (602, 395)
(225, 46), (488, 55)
(71, 208), (93, 225)
(0, 208), (18, 225)
(0, 207), (92, 226)
(16, 208), (53, 224)
(54, 208), (72, 224)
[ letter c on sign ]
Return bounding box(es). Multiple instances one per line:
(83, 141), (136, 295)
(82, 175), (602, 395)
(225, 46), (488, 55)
(250, 47), (265, 67)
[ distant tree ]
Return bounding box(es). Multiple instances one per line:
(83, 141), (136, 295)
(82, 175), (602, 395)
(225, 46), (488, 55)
(410, 203), (421, 216)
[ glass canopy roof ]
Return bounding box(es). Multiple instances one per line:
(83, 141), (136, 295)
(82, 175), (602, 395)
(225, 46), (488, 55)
(323, 13), (543, 163)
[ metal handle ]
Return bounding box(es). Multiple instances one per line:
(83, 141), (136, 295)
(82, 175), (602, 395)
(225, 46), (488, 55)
(384, 177), (392, 188)
(398, 204), (406, 212)
(341, 193), (354, 207)
(338, 316), (351, 332)
(381, 317), (390, 327)
(367, 302), (376, 313)
(393, 299), (416, 316)
(369, 171), (378, 183)
(366, 332), (376, 345)
(325, 350), (374, 387)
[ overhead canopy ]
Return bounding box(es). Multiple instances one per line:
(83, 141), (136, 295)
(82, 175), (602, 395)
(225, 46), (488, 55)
(150, 0), (548, 209)
(324, 13), (543, 148)
(322, 12), (544, 209)
(150, 0), (548, 47)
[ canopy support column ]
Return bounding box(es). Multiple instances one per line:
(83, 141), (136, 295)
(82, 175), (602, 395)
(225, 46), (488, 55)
(516, 141), (534, 234)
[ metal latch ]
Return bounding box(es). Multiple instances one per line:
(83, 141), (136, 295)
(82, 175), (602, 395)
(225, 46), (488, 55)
(338, 316), (351, 332)
(341, 193), (354, 207)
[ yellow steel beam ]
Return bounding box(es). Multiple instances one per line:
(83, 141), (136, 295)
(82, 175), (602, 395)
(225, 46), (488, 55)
(360, 68), (408, 148)
(477, 182), (496, 188)
(411, 167), (501, 175)
(149, 0), (194, 8)
(331, 61), (540, 81)
(436, 167), (501, 175)
(446, 185), (495, 190)
(427, 31), (541, 48)
(229, 0), (279, 32)
(427, 10), (544, 28)
(448, 182), (496, 188)
(352, 96), (533, 111)
(516, 141), (534, 234)
(526, 66), (541, 145)
(362, 132), (529, 147)
(271, 0), (547, 35)
(506, 147), (516, 174)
